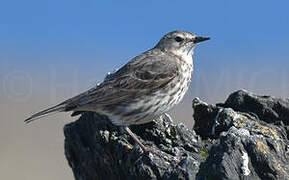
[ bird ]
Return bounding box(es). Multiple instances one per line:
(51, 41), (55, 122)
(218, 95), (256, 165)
(25, 30), (210, 153)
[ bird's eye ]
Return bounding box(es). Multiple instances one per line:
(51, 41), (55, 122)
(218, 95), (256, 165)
(174, 36), (184, 42)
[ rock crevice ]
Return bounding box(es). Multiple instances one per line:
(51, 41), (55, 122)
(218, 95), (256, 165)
(64, 90), (289, 180)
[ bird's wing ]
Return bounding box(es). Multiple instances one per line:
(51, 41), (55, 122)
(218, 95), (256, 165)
(64, 50), (181, 111)
(24, 50), (182, 122)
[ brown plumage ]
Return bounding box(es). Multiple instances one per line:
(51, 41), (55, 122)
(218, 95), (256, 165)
(25, 30), (210, 152)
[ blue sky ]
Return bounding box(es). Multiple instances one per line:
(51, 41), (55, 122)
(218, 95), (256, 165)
(1, 0), (288, 65)
(1, 0), (289, 103)
(1, 1), (289, 179)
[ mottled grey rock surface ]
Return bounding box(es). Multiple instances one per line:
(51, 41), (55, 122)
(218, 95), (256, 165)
(64, 90), (289, 180)
(64, 113), (205, 180)
(221, 90), (289, 139)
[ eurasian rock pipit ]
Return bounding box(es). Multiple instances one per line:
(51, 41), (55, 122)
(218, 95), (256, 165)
(25, 31), (210, 153)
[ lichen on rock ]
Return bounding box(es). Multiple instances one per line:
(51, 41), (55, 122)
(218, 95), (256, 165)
(64, 90), (289, 180)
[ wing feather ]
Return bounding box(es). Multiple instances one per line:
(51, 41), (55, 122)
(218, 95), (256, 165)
(64, 50), (180, 111)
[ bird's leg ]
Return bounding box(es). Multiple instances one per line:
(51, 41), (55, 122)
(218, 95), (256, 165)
(124, 126), (148, 153)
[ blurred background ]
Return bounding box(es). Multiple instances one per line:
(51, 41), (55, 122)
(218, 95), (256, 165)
(1, 0), (289, 179)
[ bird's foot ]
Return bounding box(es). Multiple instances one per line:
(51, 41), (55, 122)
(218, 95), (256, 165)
(124, 126), (162, 156)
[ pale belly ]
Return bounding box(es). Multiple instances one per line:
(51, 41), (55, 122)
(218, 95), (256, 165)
(109, 64), (193, 126)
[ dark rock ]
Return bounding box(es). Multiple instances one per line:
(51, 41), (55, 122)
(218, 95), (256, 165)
(64, 113), (205, 180)
(193, 90), (289, 180)
(64, 90), (289, 180)
(221, 90), (289, 128)
(221, 89), (289, 140)
(192, 98), (220, 139)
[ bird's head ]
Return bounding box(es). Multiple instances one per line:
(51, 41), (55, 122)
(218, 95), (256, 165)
(155, 31), (210, 64)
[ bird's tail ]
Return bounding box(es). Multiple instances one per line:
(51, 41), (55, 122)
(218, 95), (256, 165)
(24, 103), (67, 124)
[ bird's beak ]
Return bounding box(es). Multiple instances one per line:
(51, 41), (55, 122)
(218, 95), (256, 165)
(193, 36), (210, 43)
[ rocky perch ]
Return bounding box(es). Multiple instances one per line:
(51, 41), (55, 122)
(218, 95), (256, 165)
(64, 90), (289, 180)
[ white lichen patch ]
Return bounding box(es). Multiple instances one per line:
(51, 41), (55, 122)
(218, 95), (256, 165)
(235, 128), (250, 137)
(241, 151), (251, 176)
